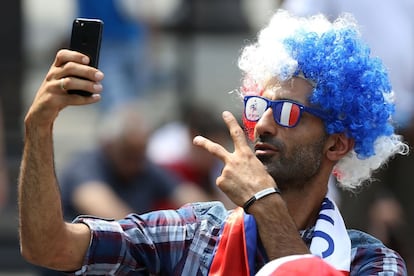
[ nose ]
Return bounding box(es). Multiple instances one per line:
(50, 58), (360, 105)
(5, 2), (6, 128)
(254, 108), (279, 137)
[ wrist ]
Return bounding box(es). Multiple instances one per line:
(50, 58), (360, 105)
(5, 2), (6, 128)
(243, 187), (281, 214)
(24, 112), (55, 136)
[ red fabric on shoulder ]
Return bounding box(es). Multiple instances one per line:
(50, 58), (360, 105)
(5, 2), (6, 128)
(209, 208), (250, 276)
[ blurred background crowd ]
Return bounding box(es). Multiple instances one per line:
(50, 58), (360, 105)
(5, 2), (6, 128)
(0, 0), (412, 275)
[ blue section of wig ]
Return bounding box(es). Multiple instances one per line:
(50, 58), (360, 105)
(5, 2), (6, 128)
(283, 27), (395, 158)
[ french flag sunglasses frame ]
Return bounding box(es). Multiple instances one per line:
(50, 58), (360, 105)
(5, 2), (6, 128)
(243, 95), (327, 128)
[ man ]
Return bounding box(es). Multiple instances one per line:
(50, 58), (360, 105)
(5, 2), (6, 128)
(19, 10), (408, 275)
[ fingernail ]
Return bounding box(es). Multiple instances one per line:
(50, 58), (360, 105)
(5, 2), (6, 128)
(82, 56), (89, 64)
(95, 71), (104, 80)
(93, 83), (102, 91)
(193, 136), (202, 144)
(223, 111), (231, 118)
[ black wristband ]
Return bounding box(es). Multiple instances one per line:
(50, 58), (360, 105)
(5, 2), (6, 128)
(243, 187), (281, 213)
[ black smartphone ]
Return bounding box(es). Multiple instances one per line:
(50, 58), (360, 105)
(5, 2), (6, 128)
(68, 18), (104, 96)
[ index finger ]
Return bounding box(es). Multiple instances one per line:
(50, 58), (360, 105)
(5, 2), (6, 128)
(193, 135), (230, 162)
(222, 111), (249, 150)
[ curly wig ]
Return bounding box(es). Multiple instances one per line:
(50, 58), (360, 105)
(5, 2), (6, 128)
(238, 10), (408, 190)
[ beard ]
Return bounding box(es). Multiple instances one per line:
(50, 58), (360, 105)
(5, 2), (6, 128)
(256, 134), (327, 191)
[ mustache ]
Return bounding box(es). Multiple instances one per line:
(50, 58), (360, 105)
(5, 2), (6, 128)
(254, 135), (285, 151)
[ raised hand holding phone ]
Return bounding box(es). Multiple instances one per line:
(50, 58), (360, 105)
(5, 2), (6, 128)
(68, 18), (103, 97)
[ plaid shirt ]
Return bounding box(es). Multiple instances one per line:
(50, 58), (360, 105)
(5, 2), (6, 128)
(73, 201), (407, 275)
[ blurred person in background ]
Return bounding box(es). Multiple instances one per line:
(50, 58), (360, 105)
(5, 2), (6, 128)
(59, 103), (207, 221)
(281, 0), (414, 270)
(75, 0), (182, 112)
(75, 0), (150, 112)
(148, 103), (236, 209)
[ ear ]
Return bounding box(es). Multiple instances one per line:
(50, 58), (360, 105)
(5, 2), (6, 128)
(325, 133), (355, 161)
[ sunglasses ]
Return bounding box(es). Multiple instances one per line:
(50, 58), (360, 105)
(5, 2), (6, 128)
(243, 96), (328, 128)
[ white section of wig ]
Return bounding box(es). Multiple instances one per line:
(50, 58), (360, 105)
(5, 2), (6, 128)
(238, 10), (298, 85)
(238, 10), (358, 86)
(334, 134), (409, 190)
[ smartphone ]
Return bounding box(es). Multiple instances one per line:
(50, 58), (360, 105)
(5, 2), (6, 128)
(68, 18), (104, 96)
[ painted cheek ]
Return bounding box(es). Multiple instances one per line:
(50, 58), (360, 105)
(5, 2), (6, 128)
(243, 115), (256, 141)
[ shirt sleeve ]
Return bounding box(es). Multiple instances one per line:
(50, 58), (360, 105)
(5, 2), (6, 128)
(71, 202), (228, 275)
(351, 245), (407, 276)
(72, 217), (129, 275)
